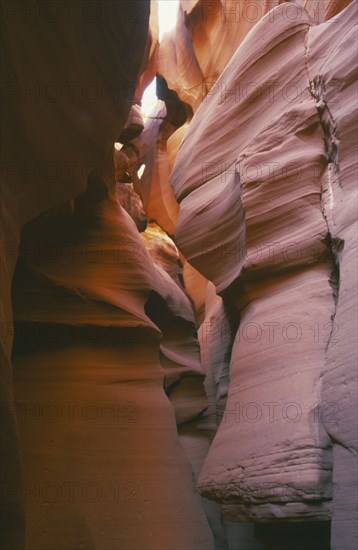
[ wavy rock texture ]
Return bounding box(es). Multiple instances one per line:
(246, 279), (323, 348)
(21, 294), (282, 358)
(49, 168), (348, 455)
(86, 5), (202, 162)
(114, 131), (148, 232)
(306, 6), (358, 548)
(1, 2), (151, 547)
(11, 184), (214, 550)
(1, 1), (212, 549)
(170, 0), (357, 543)
(133, 101), (180, 234)
(133, 70), (193, 236)
(159, 0), (349, 113)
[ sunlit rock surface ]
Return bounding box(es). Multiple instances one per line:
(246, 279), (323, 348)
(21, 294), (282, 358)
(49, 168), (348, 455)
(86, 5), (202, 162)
(133, 71), (193, 235)
(159, 0), (351, 113)
(307, 5), (358, 548)
(1, 1), (213, 548)
(133, 101), (180, 234)
(170, 1), (357, 545)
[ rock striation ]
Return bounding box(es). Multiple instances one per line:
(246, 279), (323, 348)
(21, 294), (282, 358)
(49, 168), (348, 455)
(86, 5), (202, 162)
(11, 181), (213, 550)
(169, 0), (357, 547)
(1, 1), (214, 549)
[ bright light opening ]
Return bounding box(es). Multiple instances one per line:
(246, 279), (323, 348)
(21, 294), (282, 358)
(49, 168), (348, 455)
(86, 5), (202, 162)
(158, 0), (179, 41)
(114, 142), (123, 151)
(137, 164), (146, 179)
(141, 1), (179, 118)
(141, 79), (158, 119)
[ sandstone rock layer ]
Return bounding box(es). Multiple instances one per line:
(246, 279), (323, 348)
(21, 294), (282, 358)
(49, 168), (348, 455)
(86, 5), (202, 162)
(170, 2), (357, 541)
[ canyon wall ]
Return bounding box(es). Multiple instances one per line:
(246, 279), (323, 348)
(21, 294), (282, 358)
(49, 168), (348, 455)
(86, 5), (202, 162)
(167, 1), (357, 549)
(0, 1), (147, 546)
(11, 186), (213, 550)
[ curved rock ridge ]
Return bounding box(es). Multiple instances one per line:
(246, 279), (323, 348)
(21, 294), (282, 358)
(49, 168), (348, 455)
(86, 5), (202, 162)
(173, 4), (329, 292)
(142, 224), (206, 417)
(179, 0), (285, 103)
(160, 1), (287, 112)
(132, 77), (193, 236)
(133, 101), (181, 235)
(182, 260), (209, 325)
(171, 4), (315, 200)
(114, 134), (148, 232)
(140, 231), (248, 548)
(13, 182), (157, 330)
(116, 181), (148, 232)
(130, 71), (193, 237)
(198, 264), (335, 520)
(141, 222), (182, 282)
(118, 105), (145, 144)
(11, 181), (214, 550)
(175, 161), (246, 293)
(159, 1), (351, 114)
(168, 1), (357, 532)
(132, 92), (187, 235)
(158, 6), (204, 112)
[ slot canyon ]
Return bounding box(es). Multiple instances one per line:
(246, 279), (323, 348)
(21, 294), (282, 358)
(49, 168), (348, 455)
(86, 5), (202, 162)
(1, 1), (357, 549)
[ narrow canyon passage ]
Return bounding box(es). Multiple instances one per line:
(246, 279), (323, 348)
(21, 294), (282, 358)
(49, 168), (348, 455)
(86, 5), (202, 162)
(1, 1), (357, 550)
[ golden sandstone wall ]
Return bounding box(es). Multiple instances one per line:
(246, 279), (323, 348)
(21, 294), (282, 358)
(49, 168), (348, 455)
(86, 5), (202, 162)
(1, 1), (356, 549)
